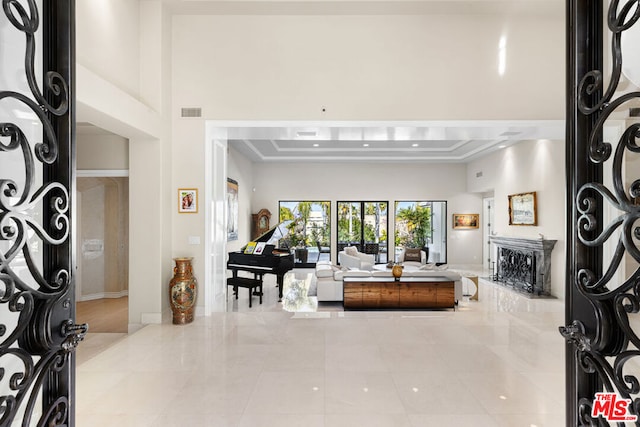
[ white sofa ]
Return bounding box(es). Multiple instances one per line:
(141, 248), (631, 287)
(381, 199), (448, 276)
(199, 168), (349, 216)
(315, 261), (463, 303)
(338, 247), (374, 270)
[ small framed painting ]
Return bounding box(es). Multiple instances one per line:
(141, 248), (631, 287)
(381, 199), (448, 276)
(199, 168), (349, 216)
(453, 213), (479, 229)
(178, 188), (198, 213)
(508, 191), (537, 226)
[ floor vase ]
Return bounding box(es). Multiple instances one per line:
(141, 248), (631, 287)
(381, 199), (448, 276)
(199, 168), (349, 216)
(169, 257), (197, 324)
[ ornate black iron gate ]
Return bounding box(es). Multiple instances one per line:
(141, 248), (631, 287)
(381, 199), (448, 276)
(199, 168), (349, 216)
(0, 1), (85, 426)
(563, 0), (640, 425)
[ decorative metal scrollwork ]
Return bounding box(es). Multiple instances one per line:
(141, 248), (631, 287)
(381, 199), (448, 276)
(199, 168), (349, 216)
(566, 0), (640, 424)
(496, 247), (536, 294)
(0, 1), (80, 426)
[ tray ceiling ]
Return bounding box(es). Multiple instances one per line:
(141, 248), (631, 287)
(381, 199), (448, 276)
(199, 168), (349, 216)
(225, 121), (565, 163)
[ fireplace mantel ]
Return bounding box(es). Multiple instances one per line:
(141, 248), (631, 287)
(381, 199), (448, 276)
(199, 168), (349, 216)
(489, 236), (557, 296)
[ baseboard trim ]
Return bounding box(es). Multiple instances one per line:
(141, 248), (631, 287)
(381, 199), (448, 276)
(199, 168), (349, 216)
(78, 290), (129, 302)
(141, 312), (162, 324)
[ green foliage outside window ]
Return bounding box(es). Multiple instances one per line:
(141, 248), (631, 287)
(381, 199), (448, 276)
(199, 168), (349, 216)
(395, 203), (432, 248)
(338, 201), (387, 247)
(337, 202), (362, 242)
(279, 201), (330, 248)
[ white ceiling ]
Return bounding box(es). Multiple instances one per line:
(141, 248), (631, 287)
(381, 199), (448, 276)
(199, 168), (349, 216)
(225, 120), (565, 163)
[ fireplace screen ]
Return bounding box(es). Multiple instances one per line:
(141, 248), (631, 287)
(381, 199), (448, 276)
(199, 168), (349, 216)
(497, 248), (536, 294)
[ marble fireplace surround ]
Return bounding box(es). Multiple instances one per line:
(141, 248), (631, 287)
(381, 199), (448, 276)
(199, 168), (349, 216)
(490, 236), (557, 296)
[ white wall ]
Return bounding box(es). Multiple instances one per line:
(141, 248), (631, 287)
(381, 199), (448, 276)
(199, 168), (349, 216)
(250, 161), (483, 265)
(467, 139), (566, 298)
(172, 13), (564, 120)
(77, 0), (141, 98)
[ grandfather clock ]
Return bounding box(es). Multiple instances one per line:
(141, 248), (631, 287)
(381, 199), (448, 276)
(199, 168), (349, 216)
(252, 209), (271, 239)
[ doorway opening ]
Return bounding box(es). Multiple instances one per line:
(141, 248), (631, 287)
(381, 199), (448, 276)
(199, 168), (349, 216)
(76, 175), (129, 362)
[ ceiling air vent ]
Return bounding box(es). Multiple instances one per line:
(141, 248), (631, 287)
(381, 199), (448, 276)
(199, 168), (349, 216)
(476, 171), (483, 178)
(181, 107), (202, 118)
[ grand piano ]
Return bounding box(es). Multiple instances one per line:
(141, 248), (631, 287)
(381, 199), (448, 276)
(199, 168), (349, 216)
(227, 221), (295, 302)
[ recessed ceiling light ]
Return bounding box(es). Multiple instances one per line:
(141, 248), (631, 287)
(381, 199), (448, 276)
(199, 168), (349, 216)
(363, 143), (370, 147)
(412, 143), (419, 147)
(498, 145), (507, 149)
(313, 143), (319, 147)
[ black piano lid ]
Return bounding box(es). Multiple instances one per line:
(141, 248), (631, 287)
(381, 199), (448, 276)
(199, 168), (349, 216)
(240, 220), (292, 252)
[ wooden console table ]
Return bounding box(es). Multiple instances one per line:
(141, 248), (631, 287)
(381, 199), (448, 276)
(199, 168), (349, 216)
(343, 277), (455, 309)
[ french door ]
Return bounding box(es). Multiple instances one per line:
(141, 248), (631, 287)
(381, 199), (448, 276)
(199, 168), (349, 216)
(337, 201), (388, 263)
(563, 0), (640, 424)
(0, 1), (85, 426)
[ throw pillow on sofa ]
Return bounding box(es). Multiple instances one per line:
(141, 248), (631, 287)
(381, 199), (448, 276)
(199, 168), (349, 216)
(404, 248), (422, 262)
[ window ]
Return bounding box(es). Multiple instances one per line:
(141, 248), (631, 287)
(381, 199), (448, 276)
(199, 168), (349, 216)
(279, 201), (331, 265)
(337, 201), (388, 263)
(395, 201), (447, 264)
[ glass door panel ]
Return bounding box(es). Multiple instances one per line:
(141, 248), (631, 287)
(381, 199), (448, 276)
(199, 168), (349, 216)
(363, 202), (387, 263)
(395, 201), (447, 264)
(279, 201), (330, 265)
(338, 201), (388, 263)
(337, 202), (361, 252)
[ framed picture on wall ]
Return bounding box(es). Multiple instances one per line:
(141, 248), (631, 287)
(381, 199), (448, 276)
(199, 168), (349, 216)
(227, 178), (239, 241)
(178, 188), (198, 213)
(508, 191), (537, 225)
(453, 213), (479, 229)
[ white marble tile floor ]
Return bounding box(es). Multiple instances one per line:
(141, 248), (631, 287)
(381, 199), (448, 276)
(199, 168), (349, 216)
(77, 271), (566, 426)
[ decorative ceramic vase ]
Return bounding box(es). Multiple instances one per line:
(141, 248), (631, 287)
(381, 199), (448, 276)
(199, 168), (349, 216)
(392, 264), (403, 280)
(169, 257), (197, 325)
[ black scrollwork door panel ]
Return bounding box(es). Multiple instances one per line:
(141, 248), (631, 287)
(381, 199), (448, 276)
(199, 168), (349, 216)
(564, 1), (640, 425)
(1, 1), (85, 426)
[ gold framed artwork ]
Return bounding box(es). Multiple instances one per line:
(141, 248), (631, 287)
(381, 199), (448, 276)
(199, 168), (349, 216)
(453, 213), (479, 229)
(508, 191), (537, 226)
(178, 188), (198, 213)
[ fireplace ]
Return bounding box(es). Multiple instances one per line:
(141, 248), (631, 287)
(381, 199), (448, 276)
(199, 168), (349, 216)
(489, 236), (557, 296)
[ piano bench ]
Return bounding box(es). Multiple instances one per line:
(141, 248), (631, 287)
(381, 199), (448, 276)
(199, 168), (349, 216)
(226, 277), (263, 307)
